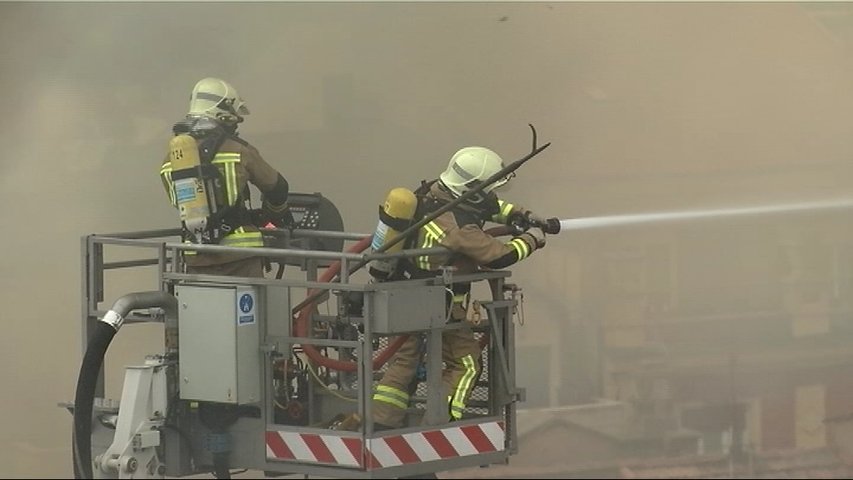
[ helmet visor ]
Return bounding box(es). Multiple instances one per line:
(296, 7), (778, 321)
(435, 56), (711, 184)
(235, 99), (250, 115)
(193, 91), (250, 116)
(486, 171), (515, 192)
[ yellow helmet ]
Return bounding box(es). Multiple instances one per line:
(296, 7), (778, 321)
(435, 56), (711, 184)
(438, 146), (513, 198)
(187, 77), (250, 125)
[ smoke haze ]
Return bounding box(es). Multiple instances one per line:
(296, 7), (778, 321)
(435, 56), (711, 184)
(3, 2), (853, 477)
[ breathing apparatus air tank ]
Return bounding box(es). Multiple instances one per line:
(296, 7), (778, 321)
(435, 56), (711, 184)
(368, 187), (418, 281)
(169, 134), (219, 244)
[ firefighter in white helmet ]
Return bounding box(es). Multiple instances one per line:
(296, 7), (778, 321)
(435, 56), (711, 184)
(371, 146), (558, 431)
(159, 77), (292, 278)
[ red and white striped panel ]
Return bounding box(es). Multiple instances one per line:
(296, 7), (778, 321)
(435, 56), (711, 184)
(265, 431), (364, 467)
(365, 420), (505, 469)
(266, 420), (505, 469)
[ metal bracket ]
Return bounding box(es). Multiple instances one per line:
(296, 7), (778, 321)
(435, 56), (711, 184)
(482, 301), (518, 405)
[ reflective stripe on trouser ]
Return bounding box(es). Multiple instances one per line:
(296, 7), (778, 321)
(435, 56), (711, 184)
(441, 326), (481, 421)
(446, 354), (478, 419)
(372, 335), (421, 428)
(373, 385), (409, 410)
(372, 325), (482, 428)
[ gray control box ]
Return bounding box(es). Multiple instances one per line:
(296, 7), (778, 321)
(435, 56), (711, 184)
(371, 285), (446, 334)
(176, 284), (260, 404)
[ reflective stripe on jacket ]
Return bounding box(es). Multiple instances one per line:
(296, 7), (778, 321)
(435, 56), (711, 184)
(413, 183), (534, 273)
(160, 151), (264, 249)
(159, 135), (283, 265)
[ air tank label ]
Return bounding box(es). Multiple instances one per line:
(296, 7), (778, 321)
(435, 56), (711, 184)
(371, 221), (388, 250)
(237, 291), (256, 325)
(174, 179), (198, 204)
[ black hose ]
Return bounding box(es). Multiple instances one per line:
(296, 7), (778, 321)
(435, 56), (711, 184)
(212, 452), (231, 479)
(72, 426), (82, 479)
(198, 402), (239, 479)
(71, 291), (177, 479)
(73, 321), (117, 479)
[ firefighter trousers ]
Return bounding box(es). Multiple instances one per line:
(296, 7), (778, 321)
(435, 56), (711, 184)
(372, 323), (482, 428)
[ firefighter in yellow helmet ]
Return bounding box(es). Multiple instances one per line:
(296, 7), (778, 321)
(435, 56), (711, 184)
(371, 146), (558, 430)
(159, 77), (292, 277)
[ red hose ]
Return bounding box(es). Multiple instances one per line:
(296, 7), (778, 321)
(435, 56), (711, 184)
(293, 235), (408, 372)
(295, 228), (508, 370)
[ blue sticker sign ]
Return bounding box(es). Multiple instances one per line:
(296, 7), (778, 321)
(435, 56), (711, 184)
(239, 293), (253, 313)
(238, 292), (255, 325)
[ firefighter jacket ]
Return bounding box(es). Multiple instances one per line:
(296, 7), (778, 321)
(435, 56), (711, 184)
(159, 135), (288, 267)
(412, 181), (541, 277)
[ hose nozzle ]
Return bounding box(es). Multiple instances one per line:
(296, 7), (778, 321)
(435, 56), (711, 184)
(539, 217), (561, 234)
(508, 213), (562, 235)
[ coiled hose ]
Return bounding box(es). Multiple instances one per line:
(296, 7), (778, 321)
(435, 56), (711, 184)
(293, 235), (408, 372)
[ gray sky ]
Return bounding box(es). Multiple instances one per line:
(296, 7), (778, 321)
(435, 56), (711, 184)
(3, 2), (853, 477)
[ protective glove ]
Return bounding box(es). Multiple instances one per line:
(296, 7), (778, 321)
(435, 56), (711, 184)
(523, 227), (547, 250)
(506, 211), (529, 235)
(260, 200), (294, 229)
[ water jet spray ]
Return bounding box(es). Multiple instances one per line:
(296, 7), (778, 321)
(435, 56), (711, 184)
(554, 198), (853, 233)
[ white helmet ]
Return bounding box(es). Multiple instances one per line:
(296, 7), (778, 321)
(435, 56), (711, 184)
(187, 77), (250, 124)
(439, 146), (513, 197)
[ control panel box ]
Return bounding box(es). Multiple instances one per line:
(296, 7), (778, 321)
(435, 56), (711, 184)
(176, 284), (260, 404)
(371, 285), (445, 334)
